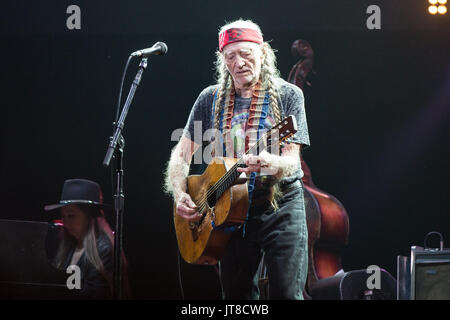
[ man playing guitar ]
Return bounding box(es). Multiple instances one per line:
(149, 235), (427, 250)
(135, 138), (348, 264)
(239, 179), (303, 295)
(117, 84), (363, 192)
(165, 19), (310, 300)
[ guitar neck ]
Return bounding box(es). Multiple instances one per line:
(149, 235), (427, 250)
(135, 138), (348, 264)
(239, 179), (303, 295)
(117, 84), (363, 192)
(210, 115), (296, 202)
(212, 132), (269, 201)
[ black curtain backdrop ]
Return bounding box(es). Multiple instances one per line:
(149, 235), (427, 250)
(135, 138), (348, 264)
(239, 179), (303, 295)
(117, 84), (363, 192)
(1, 1), (449, 299)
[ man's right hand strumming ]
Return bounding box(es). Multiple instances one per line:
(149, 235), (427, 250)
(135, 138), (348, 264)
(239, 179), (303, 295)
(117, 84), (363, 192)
(175, 192), (202, 222)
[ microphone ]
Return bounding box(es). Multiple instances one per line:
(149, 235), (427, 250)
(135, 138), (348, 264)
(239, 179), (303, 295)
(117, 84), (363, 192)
(131, 42), (168, 57)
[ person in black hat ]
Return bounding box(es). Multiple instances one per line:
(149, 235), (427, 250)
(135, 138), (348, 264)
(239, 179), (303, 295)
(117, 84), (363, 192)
(45, 178), (130, 299)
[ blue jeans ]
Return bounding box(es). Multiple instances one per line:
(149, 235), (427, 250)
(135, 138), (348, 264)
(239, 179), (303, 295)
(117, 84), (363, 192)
(220, 180), (309, 299)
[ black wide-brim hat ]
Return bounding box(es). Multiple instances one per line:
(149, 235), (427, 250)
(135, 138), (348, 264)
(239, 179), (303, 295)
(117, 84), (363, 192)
(44, 179), (112, 212)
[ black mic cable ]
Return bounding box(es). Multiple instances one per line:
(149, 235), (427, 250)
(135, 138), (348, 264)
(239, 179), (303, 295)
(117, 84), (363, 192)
(177, 250), (185, 300)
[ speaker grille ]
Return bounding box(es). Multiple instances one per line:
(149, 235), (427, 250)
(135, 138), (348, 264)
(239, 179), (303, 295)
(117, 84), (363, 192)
(416, 262), (450, 300)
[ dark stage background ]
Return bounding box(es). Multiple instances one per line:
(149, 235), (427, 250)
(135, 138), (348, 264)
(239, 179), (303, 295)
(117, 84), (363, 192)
(1, 1), (449, 299)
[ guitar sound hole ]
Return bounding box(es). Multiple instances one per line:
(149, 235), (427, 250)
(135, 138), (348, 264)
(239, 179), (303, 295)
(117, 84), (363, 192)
(207, 188), (217, 208)
(208, 192), (217, 208)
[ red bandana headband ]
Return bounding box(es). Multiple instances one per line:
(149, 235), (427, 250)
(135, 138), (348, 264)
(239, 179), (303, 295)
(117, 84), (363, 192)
(219, 28), (263, 52)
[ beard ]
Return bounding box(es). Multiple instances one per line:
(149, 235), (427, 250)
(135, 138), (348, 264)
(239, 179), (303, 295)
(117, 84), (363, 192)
(234, 71), (260, 89)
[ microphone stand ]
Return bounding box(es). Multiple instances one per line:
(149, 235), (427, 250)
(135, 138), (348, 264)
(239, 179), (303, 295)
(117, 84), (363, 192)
(103, 56), (148, 300)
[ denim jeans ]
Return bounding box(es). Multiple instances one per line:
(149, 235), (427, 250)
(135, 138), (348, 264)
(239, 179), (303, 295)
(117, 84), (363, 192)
(220, 180), (309, 299)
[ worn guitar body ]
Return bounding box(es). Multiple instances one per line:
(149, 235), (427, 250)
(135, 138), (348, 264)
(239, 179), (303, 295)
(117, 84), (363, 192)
(173, 157), (249, 265)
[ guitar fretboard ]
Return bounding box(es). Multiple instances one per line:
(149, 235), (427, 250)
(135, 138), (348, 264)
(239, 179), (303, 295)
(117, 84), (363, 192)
(206, 115), (294, 206)
(210, 133), (270, 202)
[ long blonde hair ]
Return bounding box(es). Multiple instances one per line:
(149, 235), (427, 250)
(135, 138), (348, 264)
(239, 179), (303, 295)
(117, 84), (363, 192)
(52, 205), (131, 297)
(53, 206), (112, 272)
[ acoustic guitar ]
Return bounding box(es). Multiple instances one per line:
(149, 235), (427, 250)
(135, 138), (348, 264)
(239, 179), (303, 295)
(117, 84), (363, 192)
(174, 115), (298, 265)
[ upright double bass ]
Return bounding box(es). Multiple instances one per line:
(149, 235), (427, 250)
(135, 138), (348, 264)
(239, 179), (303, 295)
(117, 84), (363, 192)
(287, 40), (350, 297)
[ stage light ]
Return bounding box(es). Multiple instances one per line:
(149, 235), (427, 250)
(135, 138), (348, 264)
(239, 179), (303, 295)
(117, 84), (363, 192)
(428, 5), (438, 14)
(429, 0), (447, 15)
(438, 5), (447, 13)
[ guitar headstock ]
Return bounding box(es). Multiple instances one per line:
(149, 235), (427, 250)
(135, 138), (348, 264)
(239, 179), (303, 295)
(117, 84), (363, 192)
(266, 115), (298, 148)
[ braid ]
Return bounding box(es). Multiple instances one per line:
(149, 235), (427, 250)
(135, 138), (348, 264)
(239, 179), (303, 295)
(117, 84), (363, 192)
(267, 76), (281, 123)
(213, 60), (230, 130)
(260, 43), (284, 210)
(261, 43), (282, 124)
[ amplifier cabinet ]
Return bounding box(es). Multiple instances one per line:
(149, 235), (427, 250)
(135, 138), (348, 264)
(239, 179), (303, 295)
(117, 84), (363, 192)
(398, 246), (450, 300)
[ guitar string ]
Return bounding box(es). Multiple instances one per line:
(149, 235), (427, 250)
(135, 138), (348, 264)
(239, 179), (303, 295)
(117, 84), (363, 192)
(194, 127), (294, 216)
(202, 123), (292, 202)
(194, 148), (257, 215)
(194, 126), (291, 217)
(193, 132), (270, 217)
